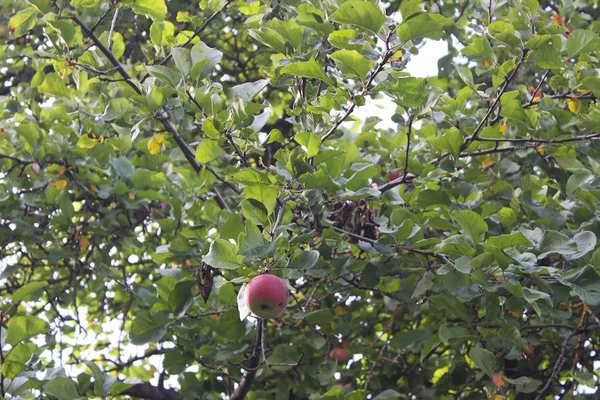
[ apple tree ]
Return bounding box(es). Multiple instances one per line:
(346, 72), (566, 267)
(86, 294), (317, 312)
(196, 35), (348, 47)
(1, 0), (600, 399)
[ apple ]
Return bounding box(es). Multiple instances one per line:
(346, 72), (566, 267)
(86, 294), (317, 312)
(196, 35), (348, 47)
(330, 347), (350, 362)
(389, 170), (400, 182)
(245, 274), (289, 319)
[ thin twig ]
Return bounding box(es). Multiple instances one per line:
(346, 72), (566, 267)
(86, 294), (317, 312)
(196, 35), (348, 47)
(364, 340), (388, 391)
(230, 320), (263, 400)
(432, 134), (600, 165)
(140, 0), (235, 83)
(73, 16), (241, 200)
(461, 49), (529, 149)
(522, 69), (550, 108)
(322, 31), (396, 142)
(186, 310), (228, 318)
(402, 115), (414, 179)
(535, 328), (580, 400)
(108, 9), (120, 52)
(72, 16), (141, 95)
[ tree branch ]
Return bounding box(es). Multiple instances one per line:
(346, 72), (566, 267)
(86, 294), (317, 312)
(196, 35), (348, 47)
(108, 9), (120, 52)
(461, 48), (529, 150)
(73, 16), (240, 198)
(121, 382), (183, 400)
(535, 328), (580, 400)
(402, 115), (414, 179)
(230, 320), (263, 400)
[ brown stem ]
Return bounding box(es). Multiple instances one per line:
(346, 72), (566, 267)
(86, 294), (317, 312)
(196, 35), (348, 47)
(461, 49), (529, 150)
(230, 320), (263, 400)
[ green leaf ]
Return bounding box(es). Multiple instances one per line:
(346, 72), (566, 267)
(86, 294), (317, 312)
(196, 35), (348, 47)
(281, 60), (334, 86)
(130, 311), (170, 344)
(12, 281), (48, 304)
(191, 41), (223, 80)
(203, 239), (244, 270)
(110, 156), (135, 179)
(485, 232), (531, 250)
(469, 347), (496, 379)
(99, 31), (126, 59)
(452, 210), (488, 245)
(121, 0), (167, 21)
(9, 7), (38, 37)
(229, 169), (272, 186)
(195, 140), (226, 164)
(330, 49), (374, 78)
(416, 189), (451, 207)
(287, 250), (320, 270)
(145, 65), (177, 87)
(6, 316), (50, 346)
(228, 79), (270, 101)
(43, 377), (81, 399)
(294, 132), (322, 158)
(566, 169), (593, 194)
(581, 76), (600, 98)
(566, 29), (600, 58)
(558, 266), (600, 306)
(150, 21), (175, 46)
(396, 13), (444, 42)
(431, 128), (463, 156)
(330, 0), (387, 35)
(244, 185), (278, 216)
(537, 230), (578, 259)
(455, 65), (475, 90)
(101, 98), (132, 122)
(461, 36), (492, 57)
(566, 231), (597, 260)
(373, 389), (402, 400)
(2, 343), (39, 379)
(172, 48), (192, 77)
(430, 294), (469, 321)
(168, 281), (195, 316)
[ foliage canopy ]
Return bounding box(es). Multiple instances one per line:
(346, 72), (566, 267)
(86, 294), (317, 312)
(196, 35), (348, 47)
(1, 0), (600, 399)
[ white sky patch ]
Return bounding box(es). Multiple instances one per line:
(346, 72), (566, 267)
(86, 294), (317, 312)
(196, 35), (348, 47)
(344, 39), (449, 132)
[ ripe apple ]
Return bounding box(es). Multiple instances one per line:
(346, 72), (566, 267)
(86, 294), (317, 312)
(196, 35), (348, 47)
(245, 274), (289, 319)
(389, 170), (400, 182)
(330, 347), (350, 362)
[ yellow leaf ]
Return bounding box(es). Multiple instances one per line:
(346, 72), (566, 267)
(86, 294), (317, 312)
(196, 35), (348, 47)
(480, 156), (496, 170)
(58, 165), (66, 176)
(511, 310), (522, 318)
(334, 306), (345, 315)
(536, 146), (544, 155)
(147, 135), (163, 154)
(79, 235), (90, 251)
(49, 180), (67, 190)
(568, 99), (580, 114)
(77, 134), (104, 149)
(498, 124), (507, 133)
(484, 59), (492, 68)
(27, 170), (40, 180)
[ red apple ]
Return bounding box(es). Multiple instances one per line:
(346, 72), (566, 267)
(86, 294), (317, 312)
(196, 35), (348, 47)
(330, 347), (351, 362)
(245, 274), (289, 319)
(389, 170), (400, 182)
